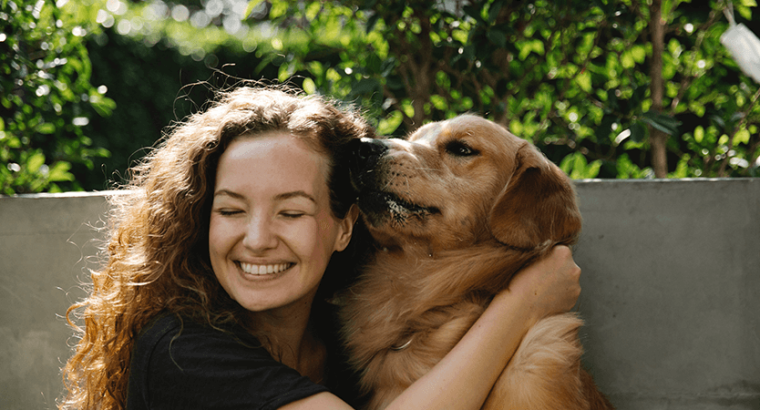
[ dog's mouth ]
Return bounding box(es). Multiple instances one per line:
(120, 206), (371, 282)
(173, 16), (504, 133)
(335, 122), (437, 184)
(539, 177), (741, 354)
(358, 190), (441, 224)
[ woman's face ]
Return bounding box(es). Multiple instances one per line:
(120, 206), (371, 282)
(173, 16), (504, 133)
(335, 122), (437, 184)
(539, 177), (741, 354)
(208, 132), (355, 314)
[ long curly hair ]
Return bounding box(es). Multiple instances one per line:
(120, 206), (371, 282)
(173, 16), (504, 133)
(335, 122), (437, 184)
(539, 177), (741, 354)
(59, 85), (374, 410)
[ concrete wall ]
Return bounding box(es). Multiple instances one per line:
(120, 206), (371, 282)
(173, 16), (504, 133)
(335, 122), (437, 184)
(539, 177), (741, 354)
(1, 179), (758, 410)
(0, 192), (111, 410)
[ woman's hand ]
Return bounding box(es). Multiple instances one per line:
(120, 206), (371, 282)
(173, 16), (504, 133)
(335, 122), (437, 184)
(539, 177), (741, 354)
(504, 245), (582, 325)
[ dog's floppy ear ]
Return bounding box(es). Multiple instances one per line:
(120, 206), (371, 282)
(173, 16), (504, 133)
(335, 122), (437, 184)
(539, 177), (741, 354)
(489, 143), (582, 249)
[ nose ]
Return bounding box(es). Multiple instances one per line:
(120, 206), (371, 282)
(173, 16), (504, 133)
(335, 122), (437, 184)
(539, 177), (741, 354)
(242, 213), (278, 252)
(343, 138), (389, 190)
(350, 137), (388, 167)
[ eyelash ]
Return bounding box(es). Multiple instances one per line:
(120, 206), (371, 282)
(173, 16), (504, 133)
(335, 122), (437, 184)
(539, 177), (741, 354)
(215, 209), (307, 218)
(217, 209), (242, 216)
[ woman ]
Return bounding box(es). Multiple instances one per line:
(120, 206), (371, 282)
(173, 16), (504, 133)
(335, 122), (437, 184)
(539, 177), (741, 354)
(60, 85), (581, 410)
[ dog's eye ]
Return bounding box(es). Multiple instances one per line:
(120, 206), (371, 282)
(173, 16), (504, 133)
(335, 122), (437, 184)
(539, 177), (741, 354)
(445, 140), (479, 157)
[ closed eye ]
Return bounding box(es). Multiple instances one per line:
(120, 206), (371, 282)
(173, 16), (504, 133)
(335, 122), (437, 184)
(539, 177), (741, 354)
(216, 209), (243, 217)
(445, 140), (480, 157)
(281, 211), (306, 219)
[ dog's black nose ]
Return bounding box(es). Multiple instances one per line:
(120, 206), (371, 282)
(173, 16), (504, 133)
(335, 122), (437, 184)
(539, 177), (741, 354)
(349, 137), (388, 164)
(345, 137), (388, 173)
(341, 137), (388, 191)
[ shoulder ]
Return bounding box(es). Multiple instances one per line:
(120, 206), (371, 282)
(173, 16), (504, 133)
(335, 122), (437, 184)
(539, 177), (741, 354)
(128, 313), (329, 410)
(130, 313), (272, 382)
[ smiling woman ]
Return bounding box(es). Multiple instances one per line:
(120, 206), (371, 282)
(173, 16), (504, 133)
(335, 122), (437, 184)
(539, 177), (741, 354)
(59, 85), (373, 410)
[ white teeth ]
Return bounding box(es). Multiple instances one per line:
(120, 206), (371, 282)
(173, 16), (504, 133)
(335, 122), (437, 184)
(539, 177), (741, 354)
(240, 262), (291, 275)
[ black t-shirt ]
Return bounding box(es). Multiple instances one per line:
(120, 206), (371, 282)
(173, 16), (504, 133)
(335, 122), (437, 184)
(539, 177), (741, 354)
(126, 314), (330, 410)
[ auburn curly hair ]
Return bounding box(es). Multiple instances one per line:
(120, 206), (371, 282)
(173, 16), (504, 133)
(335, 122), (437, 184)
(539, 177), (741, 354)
(59, 85), (374, 410)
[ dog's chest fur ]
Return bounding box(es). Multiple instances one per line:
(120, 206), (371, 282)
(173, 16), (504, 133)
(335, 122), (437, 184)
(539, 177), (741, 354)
(339, 243), (547, 404)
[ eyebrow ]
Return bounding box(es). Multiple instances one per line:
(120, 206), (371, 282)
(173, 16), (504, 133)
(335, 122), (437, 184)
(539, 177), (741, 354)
(213, 189), (316, 204)
(275, 190), (317, 203)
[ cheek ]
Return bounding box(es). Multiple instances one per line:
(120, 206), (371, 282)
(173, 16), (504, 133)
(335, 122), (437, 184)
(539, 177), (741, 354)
(310, 216), (342, 261)
(208, 216), (235, 259)
(208, 218), (220, 254)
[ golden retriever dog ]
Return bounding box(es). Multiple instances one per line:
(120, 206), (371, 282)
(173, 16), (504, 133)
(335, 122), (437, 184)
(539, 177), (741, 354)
(339, 115), (613, 410)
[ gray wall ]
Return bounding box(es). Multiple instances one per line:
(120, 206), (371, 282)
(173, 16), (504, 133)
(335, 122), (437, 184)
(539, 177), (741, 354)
(1, 192), (110, 410)
(1, 179), (758, 410)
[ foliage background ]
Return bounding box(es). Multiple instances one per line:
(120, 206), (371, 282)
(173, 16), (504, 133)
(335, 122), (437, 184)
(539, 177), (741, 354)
(2, 0), (759, 194)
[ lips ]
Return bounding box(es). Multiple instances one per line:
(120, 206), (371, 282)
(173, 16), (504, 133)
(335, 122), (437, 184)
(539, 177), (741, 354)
(239, 262), (293, 275)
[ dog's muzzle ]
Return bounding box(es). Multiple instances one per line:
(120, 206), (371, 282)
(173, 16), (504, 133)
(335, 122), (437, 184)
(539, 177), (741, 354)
(345, 137), (389, 192)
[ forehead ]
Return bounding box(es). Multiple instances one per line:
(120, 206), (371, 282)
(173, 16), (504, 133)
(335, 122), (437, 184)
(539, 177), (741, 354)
(216, 132), (330, 195)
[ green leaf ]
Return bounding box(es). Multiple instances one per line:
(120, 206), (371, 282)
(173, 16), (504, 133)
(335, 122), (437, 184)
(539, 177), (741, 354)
(575, 71), (592, 93)
(641, 111), (681, 135)
(430, 94), (448, 110)
(560, 152), (602, 179)
(630, 45), (646, 63)
(278, 63), (293, 82)
(48, 161), (74, 182)
(518, 39), (544, 60)
(616, 154), (651, 179)
(90, 94), (116, 117)
(630, 121), (648, 143)
(305, 1), (321, 21)
(377, 110), (403, 135)
(694, 126), (704, 143)
(366, 13), (381, 33)
(302, 77), (316, 94)
(37, 123), (56, 134)
(488, 2), (503, 22)
(269, 0), (289, 19)
(736, 5), (752, 20)
(735, 128), (750, 145)
(621, 51), (635, 68)
(27, 152), (46, 173)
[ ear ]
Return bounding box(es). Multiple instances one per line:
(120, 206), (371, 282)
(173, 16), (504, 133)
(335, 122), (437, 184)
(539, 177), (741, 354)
(489, 143), (582, 249)
(334, 204), (360, 252)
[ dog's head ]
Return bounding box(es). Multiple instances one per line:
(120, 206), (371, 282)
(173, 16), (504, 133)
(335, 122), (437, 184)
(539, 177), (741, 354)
(346, 115), (581, 253)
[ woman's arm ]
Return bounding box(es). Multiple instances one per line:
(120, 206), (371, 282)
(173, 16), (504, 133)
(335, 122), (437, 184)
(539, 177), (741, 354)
(281, 245), (581, 410)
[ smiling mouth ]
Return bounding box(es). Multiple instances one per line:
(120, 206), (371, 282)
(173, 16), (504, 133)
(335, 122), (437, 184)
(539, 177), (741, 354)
(238, 262), (294, 275)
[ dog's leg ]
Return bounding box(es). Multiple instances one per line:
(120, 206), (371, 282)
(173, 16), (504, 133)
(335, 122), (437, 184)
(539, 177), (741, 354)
(484, 313), (589, 410)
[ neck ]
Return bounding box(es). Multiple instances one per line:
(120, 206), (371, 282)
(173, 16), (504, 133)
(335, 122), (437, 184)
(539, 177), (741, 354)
(245, 293), (326, 382)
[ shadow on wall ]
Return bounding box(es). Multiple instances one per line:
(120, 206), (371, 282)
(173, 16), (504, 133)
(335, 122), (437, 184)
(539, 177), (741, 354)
(0, 180), (758, 410)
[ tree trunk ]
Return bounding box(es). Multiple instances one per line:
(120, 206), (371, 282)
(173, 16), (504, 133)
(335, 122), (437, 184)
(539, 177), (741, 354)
(650, 0), (668, 178)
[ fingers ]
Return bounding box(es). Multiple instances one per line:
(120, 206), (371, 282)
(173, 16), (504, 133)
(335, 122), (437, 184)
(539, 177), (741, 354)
(552, 245), (582, 310)
(507, 245), (583, 318)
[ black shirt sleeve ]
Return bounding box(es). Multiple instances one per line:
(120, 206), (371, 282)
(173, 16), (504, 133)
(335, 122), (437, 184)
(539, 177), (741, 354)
(127, 314), (329, 410)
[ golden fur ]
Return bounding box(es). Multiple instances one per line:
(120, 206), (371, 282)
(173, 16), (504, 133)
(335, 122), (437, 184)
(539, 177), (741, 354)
(340, 115), (613, 410)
